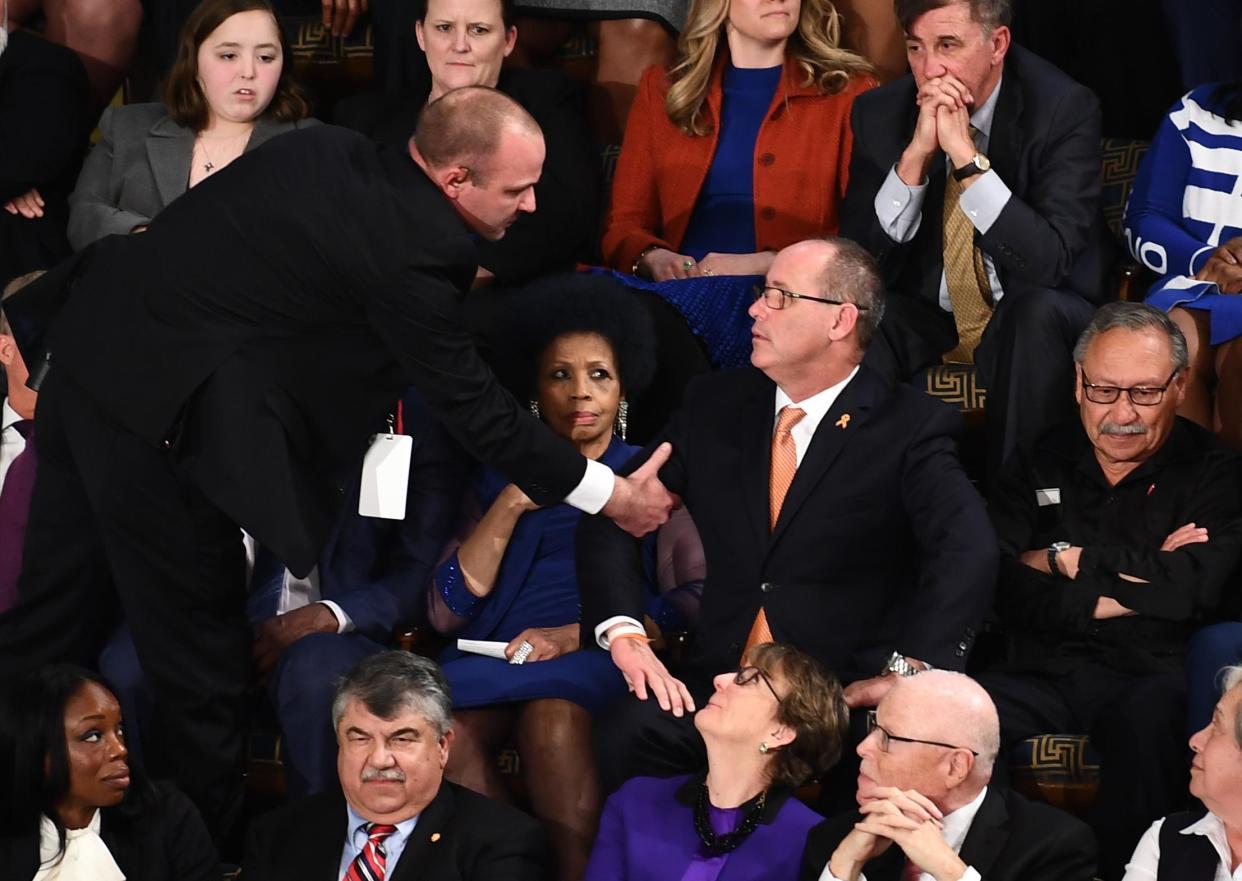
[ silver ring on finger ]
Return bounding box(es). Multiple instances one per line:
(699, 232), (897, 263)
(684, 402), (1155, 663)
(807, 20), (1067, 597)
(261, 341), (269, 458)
(510, 640), (534, 665)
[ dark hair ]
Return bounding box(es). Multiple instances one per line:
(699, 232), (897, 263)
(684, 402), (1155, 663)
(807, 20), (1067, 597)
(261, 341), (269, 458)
(1210, 82), (1242, 125)
(0, 666), (149, 864)
(331, 651), (454, 737)
(746, 643), (849, 788)
(418, 0), (517, 31)
(1072, 301), (1189, 371)
(163, 0), (311, 132)
(414, 86), (539, 185)
(894, 0), (1011, 34)
(497, 273), (656, 400)
(817, 236), (885, 348)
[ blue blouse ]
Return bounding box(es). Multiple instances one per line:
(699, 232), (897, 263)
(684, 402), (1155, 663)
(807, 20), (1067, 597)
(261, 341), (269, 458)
(679, 63), (783, 260)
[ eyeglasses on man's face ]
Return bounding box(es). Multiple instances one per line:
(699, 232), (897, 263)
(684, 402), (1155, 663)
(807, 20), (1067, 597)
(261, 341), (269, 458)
(752, 284), (870, 312)
(734, 665), (782, 703)
(1079, 368), (1180, 406)
(864, 709), (978, 755)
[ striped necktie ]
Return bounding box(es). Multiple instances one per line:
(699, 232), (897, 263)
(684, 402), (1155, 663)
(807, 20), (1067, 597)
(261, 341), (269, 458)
(345, 822), (398, 881)
(743, 405), (805, 653)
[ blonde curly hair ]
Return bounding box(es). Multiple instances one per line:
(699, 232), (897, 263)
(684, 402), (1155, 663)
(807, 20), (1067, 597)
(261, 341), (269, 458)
(665, 0), (872, 136)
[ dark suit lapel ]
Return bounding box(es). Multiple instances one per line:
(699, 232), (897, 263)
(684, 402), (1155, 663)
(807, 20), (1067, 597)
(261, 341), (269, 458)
(294, 796), (353, 881)
(390, 783), (456, 881)
(738, 379), (779, 549)
(146, 116), (195, 208)
(956, 788), (1009, 877)
(986, 67), (1023, 193)
(768, 368), (882, 547)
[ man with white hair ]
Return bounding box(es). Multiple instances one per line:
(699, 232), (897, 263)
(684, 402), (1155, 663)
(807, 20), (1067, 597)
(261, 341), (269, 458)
(801, 671), (1096, 881)
(241, 650), (549, 880)
(980, 301), (1242, 880)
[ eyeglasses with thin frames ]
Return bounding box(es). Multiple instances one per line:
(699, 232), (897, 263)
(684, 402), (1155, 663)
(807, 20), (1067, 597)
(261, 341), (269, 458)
(1080, 368), (1180, 406)
(865, 709), (978, 755)
(752, 284), (872, 312)
(734, 665), (782, 703)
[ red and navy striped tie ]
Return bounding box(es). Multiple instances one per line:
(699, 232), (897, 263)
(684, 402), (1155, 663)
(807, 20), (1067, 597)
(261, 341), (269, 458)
(345, 823), (398, 881)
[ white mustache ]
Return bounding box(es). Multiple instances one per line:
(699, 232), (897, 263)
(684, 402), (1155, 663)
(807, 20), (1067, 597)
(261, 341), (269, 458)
(1100, 422), (1147, 436)
(361, 767), (406, 782)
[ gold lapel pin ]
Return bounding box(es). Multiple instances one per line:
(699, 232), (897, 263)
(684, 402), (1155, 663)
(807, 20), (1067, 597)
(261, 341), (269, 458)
(835, 413), (851, 429)
(430, 833), (442, 843)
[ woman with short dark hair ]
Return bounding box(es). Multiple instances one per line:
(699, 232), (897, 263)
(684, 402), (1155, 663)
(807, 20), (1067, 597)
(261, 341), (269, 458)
(0, 665), (218, 881)
(585, 643), (848, 881)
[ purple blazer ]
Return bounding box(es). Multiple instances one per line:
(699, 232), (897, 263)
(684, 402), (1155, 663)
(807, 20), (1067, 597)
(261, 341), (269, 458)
(585, 774), (824, 881)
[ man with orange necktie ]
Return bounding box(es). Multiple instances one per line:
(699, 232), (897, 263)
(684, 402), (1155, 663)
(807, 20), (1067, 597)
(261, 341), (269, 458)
(242, 651), (548, 881)
(579, 237), (997, 795)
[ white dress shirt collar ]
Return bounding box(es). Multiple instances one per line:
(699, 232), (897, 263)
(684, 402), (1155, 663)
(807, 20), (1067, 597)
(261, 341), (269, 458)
(940, 786), (989, 855)
(2, 399), (21, 432)
(1181, 811), (1242, 880)
(772, 367), (860, 466)
(969, 74), (1003, 143)
(340, 803), (420, 881)
(34, 811), (125, 881)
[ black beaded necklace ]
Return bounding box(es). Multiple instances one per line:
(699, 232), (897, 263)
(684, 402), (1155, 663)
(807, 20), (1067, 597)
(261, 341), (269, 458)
(693, 783), (768, 855)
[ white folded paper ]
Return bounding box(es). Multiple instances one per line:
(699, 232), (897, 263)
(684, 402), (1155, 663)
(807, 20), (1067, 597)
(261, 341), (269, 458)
(456, 639), (510, 660)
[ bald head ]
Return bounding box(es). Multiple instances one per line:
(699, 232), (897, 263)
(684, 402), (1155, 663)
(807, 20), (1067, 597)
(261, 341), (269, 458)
(413, 86), (542, 185)
(888, 671), (1000, 780)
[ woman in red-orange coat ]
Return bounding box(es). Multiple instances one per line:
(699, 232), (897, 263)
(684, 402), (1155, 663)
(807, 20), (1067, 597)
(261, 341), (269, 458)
(597, 0), (874, 435)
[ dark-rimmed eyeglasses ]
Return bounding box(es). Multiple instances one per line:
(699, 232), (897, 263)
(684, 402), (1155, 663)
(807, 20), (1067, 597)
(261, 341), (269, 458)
(752, 285), (871, 312)
(1080, 369), (1180, 406)
(735, 665), (782, 703)
(865, 710), (978, 755)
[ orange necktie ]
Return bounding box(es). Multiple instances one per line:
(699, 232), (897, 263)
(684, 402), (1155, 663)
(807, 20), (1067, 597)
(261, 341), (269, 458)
(744, 406), (805, 653)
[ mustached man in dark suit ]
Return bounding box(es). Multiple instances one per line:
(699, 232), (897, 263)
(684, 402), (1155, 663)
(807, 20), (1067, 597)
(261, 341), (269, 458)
(800, 671), (1097, 881)
(0, 86), (674, 844)
(841, 0), (1112, 478)
(578, 238), (997, 795)
(243, 650), (550, 881)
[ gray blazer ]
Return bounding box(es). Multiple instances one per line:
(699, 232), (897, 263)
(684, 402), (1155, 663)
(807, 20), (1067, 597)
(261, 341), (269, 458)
(67, 102), (318, 250)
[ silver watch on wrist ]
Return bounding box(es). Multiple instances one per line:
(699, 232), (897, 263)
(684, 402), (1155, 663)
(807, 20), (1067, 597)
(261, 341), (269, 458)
(880, 651), (924, 678)
(1048, 541), (1072, 577)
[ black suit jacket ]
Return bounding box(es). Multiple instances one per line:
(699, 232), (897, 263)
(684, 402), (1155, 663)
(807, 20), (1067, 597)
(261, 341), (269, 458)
(840, 45), (1112, 309)
(0, 782), (219, 881)
(578, 365), (997, 680)
(799, 787), (1097, 881)
(37, 126), (586, 575)
(335, 67), (602, 284)
(241, 782), (550, 881)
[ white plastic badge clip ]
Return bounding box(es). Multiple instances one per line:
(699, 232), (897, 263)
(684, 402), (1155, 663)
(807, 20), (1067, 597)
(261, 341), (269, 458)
(358, 414), (411, 520)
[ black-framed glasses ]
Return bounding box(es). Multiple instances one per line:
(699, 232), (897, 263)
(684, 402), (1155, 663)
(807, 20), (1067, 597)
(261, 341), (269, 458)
(865, 710), (978, 755)
(752, 284), (871, 312)
(735, 665), (782, 703)
(1080, 369), (1180, 406)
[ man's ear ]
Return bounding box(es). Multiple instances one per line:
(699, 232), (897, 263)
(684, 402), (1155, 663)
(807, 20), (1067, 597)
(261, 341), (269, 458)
(415, 19), (427, 53)
(1073, 364), (1084, 406)
(503, 25), (517, 57)
(989, 25), (1011, 66)
(945, 748), (974, 788)
(438, 727), (456, 768)
(0, 334), (15, 369)
(437, 165), (472, 200)
(829, 303), (860, 342)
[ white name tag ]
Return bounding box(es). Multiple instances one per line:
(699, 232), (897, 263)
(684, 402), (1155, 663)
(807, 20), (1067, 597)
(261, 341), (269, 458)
(358, 433), (412, 520)
(1035, 487), (1061, 507)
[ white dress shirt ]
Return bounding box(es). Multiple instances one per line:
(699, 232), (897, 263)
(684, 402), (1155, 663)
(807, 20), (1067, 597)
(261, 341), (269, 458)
(0, 399), (28, 491)
(819, 787), (988, 881)
(594, 368), (860, 649)
(1123, 812), (1242, 881)
(873, 77), (1011, 312)
(241, 532), (353, 632)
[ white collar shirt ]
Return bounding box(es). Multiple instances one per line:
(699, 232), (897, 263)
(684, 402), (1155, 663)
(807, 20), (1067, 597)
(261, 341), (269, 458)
(773, 366), (860, 466)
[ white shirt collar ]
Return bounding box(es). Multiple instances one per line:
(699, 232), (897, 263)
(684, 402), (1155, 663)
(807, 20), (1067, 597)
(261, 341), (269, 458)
(1181, 811), (1239, 877)
(940, 786), (989, 854)
(35, 811), (125, 881)
(345, 803), (419, 847)
(2, 400), (21, 432)
(773, 366), (860, 427)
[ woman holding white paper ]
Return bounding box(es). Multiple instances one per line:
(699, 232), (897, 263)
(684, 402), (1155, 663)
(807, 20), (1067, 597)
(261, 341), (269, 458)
(426, 273), (700, 881)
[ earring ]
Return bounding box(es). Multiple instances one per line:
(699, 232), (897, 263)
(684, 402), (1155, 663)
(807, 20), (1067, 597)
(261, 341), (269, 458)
(758, 741), (769, 755)
(616, 399), (629, 441)
(528, 400), (541, 420)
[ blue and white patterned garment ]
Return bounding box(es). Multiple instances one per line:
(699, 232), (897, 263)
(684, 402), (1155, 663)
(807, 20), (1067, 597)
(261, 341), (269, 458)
(1124, 84), (1242, 345)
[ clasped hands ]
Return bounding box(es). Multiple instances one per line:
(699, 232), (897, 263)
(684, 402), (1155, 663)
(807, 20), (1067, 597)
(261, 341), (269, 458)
(1194, 236), (1242, 294)
(897, 74), (979, 187)
(829, 787), (967, 881)
(637, 248), (775, 282)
